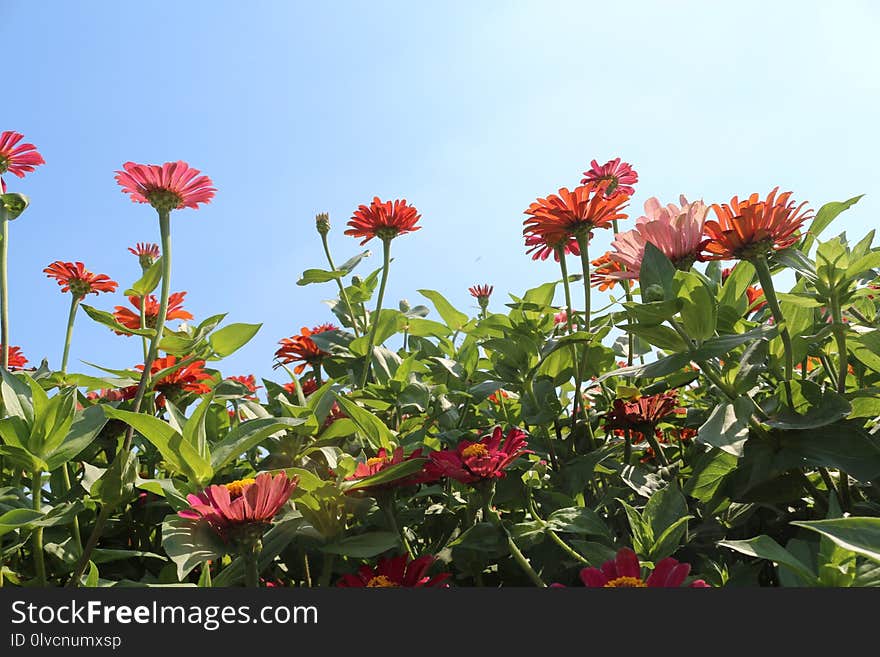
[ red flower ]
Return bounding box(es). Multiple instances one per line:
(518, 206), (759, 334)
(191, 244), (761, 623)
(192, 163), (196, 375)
(488, 389), (509, 405)
(0, 131), (45, 192)
(746, 286), (766, 312)
(274, 324), (337, 374)
(702, 188), (812, 260)
(336, 554), (450, 588)
(468, 284), (493, 300)
(284, 378), (319, 398)
(345, 447), (435, 492)
(137, 355), (212, 405)
(581, 158), (638, 198)
(604, 391), (684, 433)
(178, 472), (298, 541)
(345, 197), (421, 245)
(86, 387), (138, 402)
(523, 182), (629, 253)
(227, 375), (261, 400)
(128, 242), (160, 269)
(0, 345), (28, 370)
(115, 161), (216, 211)
(524, 232), (581, 261)
(113, 291), (193, 333)
(579, 548), (709, 588)
(428, 426), (531, 484)
(44, 261), (118, 299)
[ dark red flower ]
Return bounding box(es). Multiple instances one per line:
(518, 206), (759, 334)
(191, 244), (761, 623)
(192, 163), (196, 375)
(0, 131), (44, 192)
(115, 161), (216, 211)
(1, 345), (28, 370)
(604, 391), (684, 434)
(113, 291), (192, 333)
(581, 158), (638, 198)
(427, 426), (531, 484)
(702, 188), (812, 260)
(274, 324), (337, 374)
(336, 554), (450, 588)
(345, 197), (421, 245)
(44, 261), (118, 299)
(345, 447), (435, 492)
(579, 548), (709, 588)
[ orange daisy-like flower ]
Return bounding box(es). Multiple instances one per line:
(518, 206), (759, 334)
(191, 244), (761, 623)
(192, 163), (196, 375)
(345, 197), (421, 245)
(227, 374), (261, 400)
(274, 324), (337, 374)
(590, 252), (627, 291)
(523, 182), (629, 253)
(113, 291), (192, 333)
(44, 261), (118, 299)
(138, 355), (212, 405)
(115, 160), (216, 212)
(1, 345), (28, 370)
(702, 188), (813, 261)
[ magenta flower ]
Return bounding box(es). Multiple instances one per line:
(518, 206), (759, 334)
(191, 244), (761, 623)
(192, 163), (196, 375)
(427, 426), (531, 484)
(581, 158), (638, 198)
(0, 131), (45, 192)
(115, 160), (216, 211)
(579, 548), (710, 588)
(524, 232), (581, 261)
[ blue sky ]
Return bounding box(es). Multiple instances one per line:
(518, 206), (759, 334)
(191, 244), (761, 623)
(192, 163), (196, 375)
(3, 0), (879, 385)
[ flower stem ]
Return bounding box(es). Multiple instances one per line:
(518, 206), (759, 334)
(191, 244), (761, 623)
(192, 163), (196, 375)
(753, 256), (794, 398)
(59, 464), (82, 552)
(321, 232), (361, 337)
(480, 483), (546, 587)
(829, 296), (849, 394)
(359, 236), (392, 388)
(67, 504), (110, 587)
(32, 470), (46, 586)
(575, 232), (597, 446)
(319, 553), (335, 587)
(243, 540), (262, 588)
(382, 497), (415, 559)
(60, 295), (80, 375)
(557, 248), (582, 432)
(528, 495), (588, 564)
(139, 295), (148, 363)
(612, 218), (636, 366)
(1, 217), (10, 371)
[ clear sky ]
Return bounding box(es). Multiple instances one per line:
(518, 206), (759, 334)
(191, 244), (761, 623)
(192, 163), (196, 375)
(3, 0), (879, 385)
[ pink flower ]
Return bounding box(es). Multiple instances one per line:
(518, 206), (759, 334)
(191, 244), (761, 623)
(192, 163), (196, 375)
(524, 233), (581, 261)
(115, 160), (216, 211)
(579, 547), (710, 588)
(427, 426), (531, 484)
(595, 195), (708, 285)
(0, 131), (45, 192)
(581, 158), (638, 198)
(337, 554), (451, 587)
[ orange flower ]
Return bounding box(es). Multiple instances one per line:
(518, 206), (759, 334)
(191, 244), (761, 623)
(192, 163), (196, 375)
(702, 188), (812, 260)
(345, 197), (421, 245)
(44, 261), (118, 299)
(0, 344), (28, 370)
(745, 286), (766, 312)
(590, 252), (626, 291)
(523, 182), (629, 251)
(227, 374), (261, 400)
(113, 291), (192, 333)
(274, 324), (337, 374)
(137, 355), (212, 405)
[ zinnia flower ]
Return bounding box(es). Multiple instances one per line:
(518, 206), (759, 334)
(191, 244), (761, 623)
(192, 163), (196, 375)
(284, 378), (319, 397)
(428, 426), (531, 484)
(523, 182), (629, 252)
(115, 161), (216, 211)
(345, 197), (421, 245)
(579, 548), (709, 588)
(581, 158), (638, 198)
(227, 374), (261, 400)
(128, 242), (160, 269)
(274, 324), (337, 374)
(0, 131), (45, 192)
(345, 447), (434, 492)
(468, 284), (493, 301)
(86, 387), (138, 402)
(113, 291), (192, 333)
(746, 286), (766, 312)
(604, 391), (684, 434)
(1, 345), (28, 370)
(178, 472), (298, 543)
(336, 554), (451, 588)
(702, 188), (812, 261)
(592, 196), (709, 288)
(524, 233), (580, 261)
(44, 261), (118, 299)
(137, 355), (212, 405)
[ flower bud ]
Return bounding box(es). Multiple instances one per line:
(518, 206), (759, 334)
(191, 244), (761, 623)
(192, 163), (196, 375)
(399, 299), (411, 313)
(315, 212), (331, 235)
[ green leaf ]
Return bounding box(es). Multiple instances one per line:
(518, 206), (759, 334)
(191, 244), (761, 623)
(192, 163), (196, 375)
(545, 507), (611, 540)
(124, 257), (164, 296)
(45, 405), (108, 471)
(763, 380), (851, 430)
(650, 516), (693, 562)
(644, 482), (687, 541)
(321, 531), (399, 558)
(162, 516), (227, 580)
(618, 499), (652, 555)
(209, 322), (262, 358)
(297, 268), (346, 286)
(418, 289), (468, 331)
(696, 396), (753, 456)
(337, 249), (372, 274)
(773, 424), (880, 483)
(0, 193), (29, 221)
(1, 368), (34, 425)
(0, 508), (44, 539)
(85, 561), (99, 587)
(801, 195), (863, 254)
(675, 271), (717, 342)
(720, 536), (817, 585)
(341, 458), (427, 492)
(210, 417), (307, 472)
(639, 242), (676, 302)
(792, 517), (880, 565)
(90, 450), (138, 508)
(350, 310), (405, 355)
(684, 448), (737, 503)
(80, 304), (156, 337)
(333, 395), (394, 450)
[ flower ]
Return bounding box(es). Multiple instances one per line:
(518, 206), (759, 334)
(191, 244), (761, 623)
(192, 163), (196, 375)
(336, 554), (450, 588)
(227, 375), (261, 400)
(112, 291), (192, 333)
(746, 286), (767, 312)
(86, 387), (138, 402)
(592, 196), (709, 288)
(427, 426), (531, 484)
(604, 391), (684, 433)
(524, 232), (580, 261)
(345, 447), (435, 492)
(523, 182), (629, 251)
(581, 158), (638, 198)
(178, 472), (298, 543)
(284, 378), (318, 398)
(137, 355), (212, 405)
(488, 389), (509, 405)
(44, 261), (118, 299)
(115, 161), (216, 211)
(345, 197), (421, 245)
(128, 242), (160, 269)
(1, 345), (28, 370)
(579, 548), (709, 588)
(468, 284), (493, 301)
(702, 188), (813, 261)
(274, 324), (337, 374)
(0, 131), (45, 192)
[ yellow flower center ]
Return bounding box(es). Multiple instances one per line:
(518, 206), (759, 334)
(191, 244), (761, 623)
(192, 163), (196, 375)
(224, 478), (256, 498)
(366, 456), (389, 468)
(603, 576), (647, 588)
(365, 575), (400, 588)
(462, 443), (489, 458)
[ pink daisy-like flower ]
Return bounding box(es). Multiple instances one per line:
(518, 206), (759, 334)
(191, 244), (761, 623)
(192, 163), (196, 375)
(115, 160), (216, 211)
(337, 554), (451, 588)
(581, 158), (638, 198)
(524, 233), (581, 261)
(427, 426), (531, 484)
(578, 547), (710, 588)
(0, 131), (45, 192)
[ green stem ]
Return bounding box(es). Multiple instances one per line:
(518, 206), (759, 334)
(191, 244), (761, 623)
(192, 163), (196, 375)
(575, 232), (597, 445)
(359, 237), (392, 388)
(382, 498), (415, 559)
(557, 248), (583, 430)
(1, 218), (9, 371)
(321, 232), (361, 337)
(32, 471), (46, 586)
(612, 218), (636, 366)
(139, 295), (148, 363)
(753, 255), (794, 391)
(319, 553), (335, 587)
(67, 504), (110, 587)
(829, 296), (848, 394)
(244, 540), (262, 588)
(644, 424), (670, 466)
(60, 295), (80, 375)
(480, 484), (546, 587)
(529, 495), (588, 564)
(59, 464), (82, 551)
